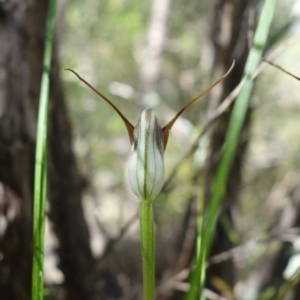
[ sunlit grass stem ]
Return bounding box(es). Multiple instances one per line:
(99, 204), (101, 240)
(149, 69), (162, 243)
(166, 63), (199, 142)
(32, 1), (57, 299)
(184, 0), (278, 299)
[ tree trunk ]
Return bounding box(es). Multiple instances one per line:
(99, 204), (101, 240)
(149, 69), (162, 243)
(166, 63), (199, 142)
(0, 1), (103, 299)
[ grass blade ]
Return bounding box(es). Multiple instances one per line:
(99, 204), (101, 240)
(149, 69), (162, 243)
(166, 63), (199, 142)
(185, 0), (278, 298)
(31, 1), (57, 299)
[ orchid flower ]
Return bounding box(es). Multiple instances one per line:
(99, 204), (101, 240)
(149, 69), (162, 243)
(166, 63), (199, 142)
(66, 61), (234, 300)
(66, 61), (234, 202)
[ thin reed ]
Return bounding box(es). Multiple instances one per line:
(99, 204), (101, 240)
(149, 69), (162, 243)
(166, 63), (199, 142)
(31, 1), (57, 299)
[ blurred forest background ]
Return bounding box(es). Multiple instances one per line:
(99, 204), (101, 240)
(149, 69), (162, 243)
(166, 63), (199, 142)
(0, 0), (300, 299)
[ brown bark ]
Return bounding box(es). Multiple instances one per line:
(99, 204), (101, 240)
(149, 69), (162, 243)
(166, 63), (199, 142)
(0, 1), (110, 299)
(204, 0), (251, 291)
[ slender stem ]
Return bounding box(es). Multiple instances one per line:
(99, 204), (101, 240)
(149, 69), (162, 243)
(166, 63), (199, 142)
(32, 0), (57, 299)
(139, 199), (155, 300)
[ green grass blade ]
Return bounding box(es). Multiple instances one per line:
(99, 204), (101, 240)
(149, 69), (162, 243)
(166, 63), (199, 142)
(31, 1), (57, 299)
(185, 0), (278, 299)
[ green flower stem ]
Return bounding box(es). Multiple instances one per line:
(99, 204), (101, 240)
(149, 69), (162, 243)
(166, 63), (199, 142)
(139, 199), (155, 300)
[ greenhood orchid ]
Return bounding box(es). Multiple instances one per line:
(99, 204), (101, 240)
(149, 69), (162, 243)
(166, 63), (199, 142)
(66, 61), (234, 202)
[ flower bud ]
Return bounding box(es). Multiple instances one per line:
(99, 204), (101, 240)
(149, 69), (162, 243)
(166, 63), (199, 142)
(66, 62), (235, 202)
(128, 109), (164, 201)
